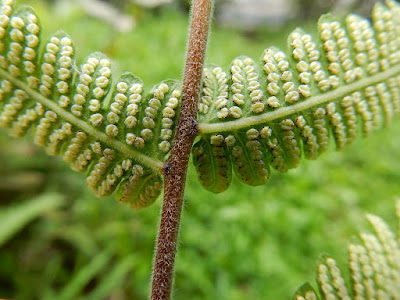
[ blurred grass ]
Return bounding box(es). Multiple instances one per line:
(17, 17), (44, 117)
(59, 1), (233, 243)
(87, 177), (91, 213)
(0, 1), (400, 299)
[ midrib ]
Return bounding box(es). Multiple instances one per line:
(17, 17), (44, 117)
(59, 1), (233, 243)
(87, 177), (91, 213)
(0, 68), (164, 171)
(198, 64), (400, 134)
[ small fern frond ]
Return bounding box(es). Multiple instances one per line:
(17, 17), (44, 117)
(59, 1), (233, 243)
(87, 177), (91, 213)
(0, 0), (182, 208)
(193, 0), (400, 193)
(293, 200), (400, 299)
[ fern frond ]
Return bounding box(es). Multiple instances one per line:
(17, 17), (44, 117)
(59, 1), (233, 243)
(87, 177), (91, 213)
(3, 0), (400, 206)
(0, 0), (182, 208)
(193, 0), (400, 192)
(293, 200), (400, 299)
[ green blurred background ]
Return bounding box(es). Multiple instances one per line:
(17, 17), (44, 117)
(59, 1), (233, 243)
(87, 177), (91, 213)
(0, 0), (399, 299)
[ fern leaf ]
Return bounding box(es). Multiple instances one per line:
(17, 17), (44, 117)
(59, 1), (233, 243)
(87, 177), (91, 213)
(316, 257), (351, 299)
(194, 0), (400, 193)
(293, 200), (400, 299)
(0, 0), (182, 208)
(293, 283), (319, 300)
(3, 0), (400, 205)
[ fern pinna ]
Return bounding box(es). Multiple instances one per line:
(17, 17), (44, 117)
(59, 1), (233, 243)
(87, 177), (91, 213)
(193, 0), (400, 193)
(294, 200), (400, 299)
(0, 0), (182, 208)
(1, 0), (400, 207)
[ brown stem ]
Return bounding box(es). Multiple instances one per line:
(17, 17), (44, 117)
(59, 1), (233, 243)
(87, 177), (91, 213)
(150, 1), (213, 299)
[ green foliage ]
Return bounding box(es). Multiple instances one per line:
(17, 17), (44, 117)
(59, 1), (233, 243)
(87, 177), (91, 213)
(293, 200), (400, 299)
(3, 129), (400, 299)
(54, 249), (113, 300)
(0, 192), (63, 246)
(0, 171), (159, 299)
(49, 249), (136, 300)
(1, 1), (400, 299)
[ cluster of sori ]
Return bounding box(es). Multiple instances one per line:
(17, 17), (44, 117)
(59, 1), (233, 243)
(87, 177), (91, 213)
(294, 286), (318, 300)
(294, 204), (400, 300)
(348, 213), (400, 299)
(0, 2), (40, 131)
(193, 0), (400, 193)
(0, 0), (182, 208)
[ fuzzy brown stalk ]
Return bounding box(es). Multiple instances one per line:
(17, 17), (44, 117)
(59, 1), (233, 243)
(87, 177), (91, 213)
(150, 1), (213, 299)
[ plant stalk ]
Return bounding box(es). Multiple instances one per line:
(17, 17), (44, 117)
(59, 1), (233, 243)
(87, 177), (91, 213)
(150, 0), (213, 299)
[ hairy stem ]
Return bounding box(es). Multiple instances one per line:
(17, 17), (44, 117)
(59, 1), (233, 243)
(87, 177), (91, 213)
(150, 1), (213, 299)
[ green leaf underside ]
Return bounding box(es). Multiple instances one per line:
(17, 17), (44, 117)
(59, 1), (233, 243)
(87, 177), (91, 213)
(0, 0), (182, 208)
(2, 0), (400, 207)
(194, 0), (400, 193)
(293, 200), (400, 299)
